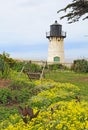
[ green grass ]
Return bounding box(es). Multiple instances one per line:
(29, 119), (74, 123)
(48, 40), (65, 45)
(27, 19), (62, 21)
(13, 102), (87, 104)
(45, 70), (88, 101)
(9, 69), (88, 101)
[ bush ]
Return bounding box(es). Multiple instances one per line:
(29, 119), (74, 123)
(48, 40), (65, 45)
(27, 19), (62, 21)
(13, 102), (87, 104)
(12, 61), (42, 73)
(0, 88), (12, 104)
(25, 62), (42, 72)
(0, 56), (10, 79)
(71, 59), (88, 73)
(12, 61), (25, 72)
(8, 79), (35, 103)
(0, 79), (35, 105)
(48, 63), (67, 70)
(0, 107), (18, 121)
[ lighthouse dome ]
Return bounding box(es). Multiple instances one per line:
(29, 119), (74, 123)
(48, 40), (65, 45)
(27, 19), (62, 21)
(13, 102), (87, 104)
(50, 20), (62, 37)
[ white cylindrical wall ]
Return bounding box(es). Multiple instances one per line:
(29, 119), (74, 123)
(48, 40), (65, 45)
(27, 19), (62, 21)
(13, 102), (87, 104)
(47, 37), (64, 63)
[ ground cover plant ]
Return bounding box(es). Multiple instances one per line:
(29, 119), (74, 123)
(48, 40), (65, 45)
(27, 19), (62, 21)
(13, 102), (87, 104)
(0, 57), (88, 129)
(0, 79), (88, 130)
(45, 70), (88, 101)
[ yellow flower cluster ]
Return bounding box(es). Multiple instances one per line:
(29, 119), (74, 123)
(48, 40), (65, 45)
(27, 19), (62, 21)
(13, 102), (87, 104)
(1, 101), (88, 130)
(0, 80), (88, 130)
(30, 79), (80, 108)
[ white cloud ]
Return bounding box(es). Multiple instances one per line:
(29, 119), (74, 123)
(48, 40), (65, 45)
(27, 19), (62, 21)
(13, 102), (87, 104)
(0, 0), (88, 60)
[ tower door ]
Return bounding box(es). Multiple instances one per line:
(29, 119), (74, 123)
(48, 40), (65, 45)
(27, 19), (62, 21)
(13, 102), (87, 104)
(54, 56), (60, 62)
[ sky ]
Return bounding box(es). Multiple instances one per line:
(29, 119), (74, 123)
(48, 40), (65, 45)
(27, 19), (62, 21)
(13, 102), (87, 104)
(0, 0), (88, 62)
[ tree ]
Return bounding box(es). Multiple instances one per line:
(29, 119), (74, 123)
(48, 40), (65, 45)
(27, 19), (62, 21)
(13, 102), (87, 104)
(57, 0), (88, 23)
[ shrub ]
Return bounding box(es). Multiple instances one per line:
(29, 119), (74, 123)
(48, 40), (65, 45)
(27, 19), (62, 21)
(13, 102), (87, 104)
(0, 88), (12, 104)
(25, 63), (42, 72)
(8, 79), (36, 103)
(0, 107), (18, 121)
(71, 59), (88, 73)
(0, 56), (10, 79)
(12, 61), (42, 73)
(12, 61), (25, 72)
(48, 63), (67, 70)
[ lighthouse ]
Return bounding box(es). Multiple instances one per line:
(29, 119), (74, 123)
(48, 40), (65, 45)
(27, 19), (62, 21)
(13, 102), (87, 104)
(46, 20), (66, 63)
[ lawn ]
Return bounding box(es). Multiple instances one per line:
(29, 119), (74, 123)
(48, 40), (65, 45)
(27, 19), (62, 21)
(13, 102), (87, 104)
(45, 70), (88, 101)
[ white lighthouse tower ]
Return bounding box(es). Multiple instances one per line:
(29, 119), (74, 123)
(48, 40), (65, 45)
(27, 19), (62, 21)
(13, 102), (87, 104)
(46, 20), (66, 63)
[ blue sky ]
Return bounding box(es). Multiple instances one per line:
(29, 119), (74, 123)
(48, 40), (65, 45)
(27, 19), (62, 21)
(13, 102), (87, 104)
(0, 0), (88, 61)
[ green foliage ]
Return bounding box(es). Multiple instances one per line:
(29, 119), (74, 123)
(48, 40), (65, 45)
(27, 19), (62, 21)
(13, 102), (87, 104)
(0, 101), (88, 130)
(29, 80), (80, 108)
(2, 63), (10, 79)
(25, 62), (42, 72)
(0, 52), (16, 68)
(57, 0), (88, 23)
(5, 57), (16, 68)
(0, 57), (4, 74)
(45, 70), (88, 101)
(8, 79), (35, 103)
(12, 61), (25, 72)
(9, 79), (35, 90)
(0, 70), (88, 126)
(0, 88), (12, 104)
(71, 59), (88, 73)
(0, 78), (36, 121)
(0, 107), (18, 121)
(48, 63), (67, 70)
(0, 78), (35, 105)
(12, 61), (42, 73)
(0, 52), (10, 78)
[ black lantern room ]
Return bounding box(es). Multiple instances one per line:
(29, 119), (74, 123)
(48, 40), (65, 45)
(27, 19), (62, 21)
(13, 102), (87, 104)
(46, 20), (66, 38)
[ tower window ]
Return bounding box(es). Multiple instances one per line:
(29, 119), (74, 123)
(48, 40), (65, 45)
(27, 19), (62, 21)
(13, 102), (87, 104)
(54, 56), (60, 62)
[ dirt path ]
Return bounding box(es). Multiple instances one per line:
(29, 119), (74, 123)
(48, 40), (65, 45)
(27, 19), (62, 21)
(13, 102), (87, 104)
(0, 79), (11, 88)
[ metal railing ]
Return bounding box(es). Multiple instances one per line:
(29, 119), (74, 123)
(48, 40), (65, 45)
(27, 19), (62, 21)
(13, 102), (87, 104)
(61, 31), (66, 37)
(46, 31), (66, 38)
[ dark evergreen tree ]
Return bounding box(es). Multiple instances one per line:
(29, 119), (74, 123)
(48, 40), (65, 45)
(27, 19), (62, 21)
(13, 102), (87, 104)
(57, 0), (88, 23)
